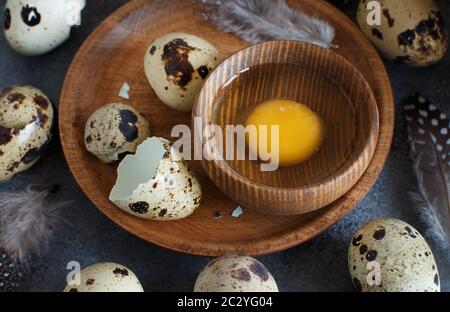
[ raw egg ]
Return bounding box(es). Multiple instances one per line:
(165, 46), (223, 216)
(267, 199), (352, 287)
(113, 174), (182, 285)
(245, 99), (323, 167)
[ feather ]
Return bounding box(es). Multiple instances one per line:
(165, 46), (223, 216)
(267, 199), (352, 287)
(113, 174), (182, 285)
(405, 94), (450, 241)
(410, 192), (448, 243)
(0, 185), (69, 263)
(200, 0), (336, 48)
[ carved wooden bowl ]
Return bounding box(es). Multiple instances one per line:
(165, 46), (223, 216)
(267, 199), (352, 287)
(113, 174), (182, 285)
(195, 41), (379, 215)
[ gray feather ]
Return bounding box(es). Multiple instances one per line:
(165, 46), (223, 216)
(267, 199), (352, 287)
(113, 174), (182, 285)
(405, 94), (450, 242)
(410, 192), (448, 243)
(200, 0), (336, 48)
(0, 185), (70, 262)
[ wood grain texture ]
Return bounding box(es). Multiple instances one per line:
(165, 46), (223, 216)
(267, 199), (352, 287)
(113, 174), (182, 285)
(59, 0), (394, 256)
(195, 41), (379, 215)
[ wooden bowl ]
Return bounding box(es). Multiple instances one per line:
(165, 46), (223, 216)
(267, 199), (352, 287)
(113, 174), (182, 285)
(59, 0), (394, 256)
(195, 41), (379, 215)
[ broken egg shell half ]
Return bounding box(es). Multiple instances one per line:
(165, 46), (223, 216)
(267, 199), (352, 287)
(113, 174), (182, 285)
(109, 137), (202, 221)
(0, 85), (53, 182)
(348, 218), (440, 292)
(4, 0), (86, 56)
(357, 0), (448, 66)
(84, 103), (150, 163)
(63, 262), (144, 292)
(144, 32), (221, 112)
(194, 255), (279, 292)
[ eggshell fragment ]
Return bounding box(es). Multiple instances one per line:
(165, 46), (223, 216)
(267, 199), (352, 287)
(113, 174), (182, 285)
(348, 218), (440, 292)
(144, 32), (221, 111)
(63, 262), (143, 292)
(4, 0), (86, 56)
(0, 85), (53, 182)
(109, 137), (202, 220)
(118, 82), (131, 100)
(194, 255), (279, 292)
(84, 103), (150, 163)
(357, 0), (448, 66)
(231, 206), (243, 218)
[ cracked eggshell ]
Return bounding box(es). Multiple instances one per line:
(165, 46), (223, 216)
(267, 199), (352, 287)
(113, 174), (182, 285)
(348, 218), (440, 292)
(63, 262), (143, 292)
(357, 0), (448, 66)
(84, 103), (150, 163)
(0, 85), (53, 182)
(109, 137), (202, 220)
(144, 32), (221, 112)
(194, 255), (279, 292)
(4, 0), (86, 56)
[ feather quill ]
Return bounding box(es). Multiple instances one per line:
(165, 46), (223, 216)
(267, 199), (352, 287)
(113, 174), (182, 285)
(405, 94), (450, 241)
(0, 185), (69, 263)
(200, 0), (336, 48)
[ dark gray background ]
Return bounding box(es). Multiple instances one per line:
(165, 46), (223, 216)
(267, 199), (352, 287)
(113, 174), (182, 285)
(0, 0), (449, 292)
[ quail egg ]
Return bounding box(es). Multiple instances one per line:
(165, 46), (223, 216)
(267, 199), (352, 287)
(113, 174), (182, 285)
(84, 103), (150, 163)
(348, 218), (440, 292)
(0, 85), (53, 182)
(357, 0), (448, 66)
(144, 32), (221, 112)
(194, 255), (279, 292)
(63, 262), (144, 292)
(4, 0), (86, 56)
(109, 137), (202, 220)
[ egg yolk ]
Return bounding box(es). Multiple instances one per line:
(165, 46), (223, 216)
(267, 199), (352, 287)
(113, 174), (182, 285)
(245, 99), (324, 167)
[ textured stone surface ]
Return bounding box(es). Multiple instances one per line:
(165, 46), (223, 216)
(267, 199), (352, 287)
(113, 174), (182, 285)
(0, 0), (448, 292)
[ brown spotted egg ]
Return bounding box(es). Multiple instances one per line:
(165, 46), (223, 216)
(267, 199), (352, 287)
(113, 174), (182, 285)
(63, 262), (143, 292)
(349, 218), (440, 292)
(0, 85), (53, 182)
(144, 32), (221, 112)
(109, 137), (202, 220)
(194, 255), (279, 292)
(84, 103), (150, 163)
(357, 0), (448, 66)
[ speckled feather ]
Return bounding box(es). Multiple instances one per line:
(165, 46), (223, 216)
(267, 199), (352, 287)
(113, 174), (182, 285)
(405, 94), (450, 241)
(0, 249), (23, 292)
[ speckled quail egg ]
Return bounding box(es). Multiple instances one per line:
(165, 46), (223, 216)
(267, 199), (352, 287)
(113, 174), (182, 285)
(4, 0), (86, 56)
(144, 32), (221, 112)
(348, 218), (440, 292)
(109, 137), (202, 220)
(194, 255), (279, 292)
(63, 262), (143, 292)
(0, 85), (53, 182)
(357, 0), (448, 66)
(84, 103), (150, 163)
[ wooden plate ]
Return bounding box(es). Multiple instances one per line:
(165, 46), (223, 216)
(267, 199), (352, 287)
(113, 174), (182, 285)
(59, 0), (394, 256)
